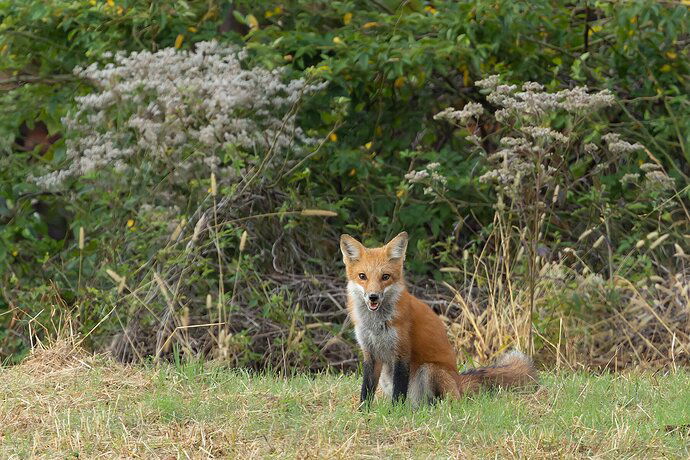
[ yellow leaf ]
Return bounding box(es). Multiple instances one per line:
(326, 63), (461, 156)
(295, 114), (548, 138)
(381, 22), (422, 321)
(343, 12), (352, 25)
(174, 34), (184, 49)
(396, 188), (405, 198)
(332, 36), (343, 45)
(274, 6), (283, 15)
(11, 250), (18, 257)
(283, 54), (293, 62)
(264, 9), (274, 18)
(362, 22), (379, 29)
(349, 168), (356, 176)
(106, 0), (114, 6)
(666, 50), (677, 60)
(660, 64), (672, 73)
(629, 16), (637, 24)
(329, 133), (338, 142)
(116, 5), (123, 15)
(394, 76), (405, 88)
(247, 14), (259, 30)
(463, 67), (470, 87)
(188, 26), (198, 33)
(364, 141), (373, 150)
(375, 126), (382, 136)
(89, 0), (96, 5)
(424, 6), (438, 14)
(309, 64), (331, 77)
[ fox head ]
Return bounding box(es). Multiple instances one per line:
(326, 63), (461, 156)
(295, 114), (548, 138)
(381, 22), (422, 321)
(339, 232), (408, 312)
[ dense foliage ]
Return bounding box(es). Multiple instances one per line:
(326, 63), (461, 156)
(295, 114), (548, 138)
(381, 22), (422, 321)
(1, 0), (688, 367)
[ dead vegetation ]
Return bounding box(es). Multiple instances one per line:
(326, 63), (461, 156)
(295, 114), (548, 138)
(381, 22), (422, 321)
(2, 340), (689, 458)
(4, 174), (687, 374)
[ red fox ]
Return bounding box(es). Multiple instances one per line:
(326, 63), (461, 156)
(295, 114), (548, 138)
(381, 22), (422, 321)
(340, 231), (537, 407)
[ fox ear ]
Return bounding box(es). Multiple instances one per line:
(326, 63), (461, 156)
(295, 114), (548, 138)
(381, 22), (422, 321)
(340, 234), (364, 263)
(386, 231), (408, 261)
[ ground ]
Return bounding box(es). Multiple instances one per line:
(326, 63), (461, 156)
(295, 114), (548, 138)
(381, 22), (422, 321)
(1, 343), (689, 459)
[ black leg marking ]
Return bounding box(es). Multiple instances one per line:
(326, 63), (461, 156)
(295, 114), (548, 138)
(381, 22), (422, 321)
(392, 360), (410, 404)
(360, 358), (378, 408)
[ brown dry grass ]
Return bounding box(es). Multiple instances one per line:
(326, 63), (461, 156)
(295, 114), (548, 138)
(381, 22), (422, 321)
(2, 341), (689, 459)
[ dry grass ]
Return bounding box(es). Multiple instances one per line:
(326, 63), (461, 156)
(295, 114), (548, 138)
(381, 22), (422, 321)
(437, 215), (690, 372)
(2, 342), (690, 459)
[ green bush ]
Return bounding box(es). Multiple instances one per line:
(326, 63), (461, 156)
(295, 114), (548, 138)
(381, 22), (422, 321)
(1, 0), (688, 367)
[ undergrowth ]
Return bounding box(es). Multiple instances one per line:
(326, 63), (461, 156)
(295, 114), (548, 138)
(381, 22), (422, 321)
(2, 0), (688, 372)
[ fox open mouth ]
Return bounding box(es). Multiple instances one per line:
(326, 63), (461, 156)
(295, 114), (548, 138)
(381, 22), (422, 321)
(367, 301), (380, 311)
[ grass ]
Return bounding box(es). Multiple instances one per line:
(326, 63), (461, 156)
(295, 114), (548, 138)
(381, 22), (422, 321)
(1, 343), (690, 459)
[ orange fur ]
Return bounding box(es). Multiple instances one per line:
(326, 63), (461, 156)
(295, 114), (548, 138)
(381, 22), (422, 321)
(341, 232), (537, 406)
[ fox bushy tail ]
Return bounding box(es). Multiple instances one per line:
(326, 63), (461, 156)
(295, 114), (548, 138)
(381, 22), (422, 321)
(455, 350), (537, 394)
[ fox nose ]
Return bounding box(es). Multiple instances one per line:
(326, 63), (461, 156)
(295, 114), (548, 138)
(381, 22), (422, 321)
(368, 293), (380, 302)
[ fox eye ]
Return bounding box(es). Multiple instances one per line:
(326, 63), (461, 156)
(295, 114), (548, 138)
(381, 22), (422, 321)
(358, 273), (367, 280)
(381, 274), (391, 281)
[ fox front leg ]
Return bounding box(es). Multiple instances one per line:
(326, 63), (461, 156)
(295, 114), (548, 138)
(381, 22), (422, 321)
(392, 359), (410, 404)
(360, 353), (381, 409)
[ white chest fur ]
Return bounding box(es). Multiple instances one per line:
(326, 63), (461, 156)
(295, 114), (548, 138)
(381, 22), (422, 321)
(354, 321), (398, 363)
(348, 281), (400, 364)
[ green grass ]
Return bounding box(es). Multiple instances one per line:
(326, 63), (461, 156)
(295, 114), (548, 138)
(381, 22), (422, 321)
(2, 346), (690, 459)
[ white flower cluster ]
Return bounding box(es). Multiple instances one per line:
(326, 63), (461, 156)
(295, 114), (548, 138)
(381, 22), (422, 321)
(404, 170), (430, 183)
(485, 83), (614, 120)
(479, 137), (543, 201)
(640, 162), (661, 172)
(433, 102), (484, 124)
(619, 173), (640, 186)
(432, 75), (637, 206)
(436, 75), (614, 128)
(475, 75), (500, 89)
(624, 163), (675, 193)
(643, 170), (675, 192)
(584, 143), (599, 154)
(602, 132), (644, 155)
(404, 162), (447, 195)
(521, 126), (569, 144)
(34, 41), (327, 190)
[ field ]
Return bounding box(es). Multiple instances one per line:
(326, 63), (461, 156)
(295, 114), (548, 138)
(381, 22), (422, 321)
(2, 342), (689, 459)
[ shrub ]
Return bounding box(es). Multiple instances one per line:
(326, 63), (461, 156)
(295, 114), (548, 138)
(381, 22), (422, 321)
(428, 75), (685, 357)
(33, 40), (326, 193)
(1, 0), (688, 369)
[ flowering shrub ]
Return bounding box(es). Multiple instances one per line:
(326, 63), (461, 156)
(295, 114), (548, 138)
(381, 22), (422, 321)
(422, 76), (684, 350)
(35, 41), (327, 194)
(426, 76), (678, 212)
(447, 78), (618, 202)
(4, 40), (332, 366)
